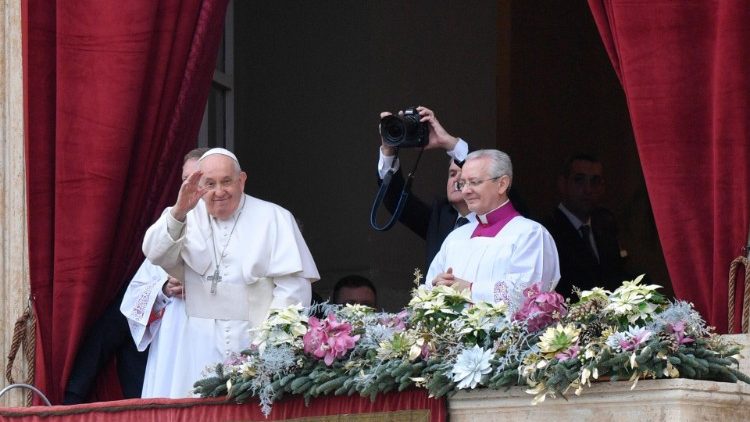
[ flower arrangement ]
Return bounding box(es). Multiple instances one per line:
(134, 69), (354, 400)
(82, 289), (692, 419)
(193, 275), (750, 416)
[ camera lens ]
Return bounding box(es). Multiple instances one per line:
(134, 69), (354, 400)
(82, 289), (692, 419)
(380, 115), (406, 146)
(378, 107), (428, 148)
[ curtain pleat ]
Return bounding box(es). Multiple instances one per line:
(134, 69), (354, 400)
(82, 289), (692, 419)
(587, 0), (750, 333)
(24, 0), (229, 403)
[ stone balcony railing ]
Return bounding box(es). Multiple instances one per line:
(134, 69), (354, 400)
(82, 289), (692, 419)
(449, 334), (750, 422)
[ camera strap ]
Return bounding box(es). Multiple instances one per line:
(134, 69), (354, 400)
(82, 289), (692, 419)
(369, 148), (425, 231)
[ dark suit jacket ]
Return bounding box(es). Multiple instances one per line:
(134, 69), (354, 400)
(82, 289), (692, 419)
(381, 168), (457, 269)
(63, 285), (147, 403)
(542, 207), (626, 299)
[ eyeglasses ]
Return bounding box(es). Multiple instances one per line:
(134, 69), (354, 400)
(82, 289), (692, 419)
(455, 176), (502, 191)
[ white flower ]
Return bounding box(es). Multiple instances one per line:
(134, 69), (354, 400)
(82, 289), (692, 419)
(580, 287), (611, 301)
(604, 275), (663, 323)
(452, 345), (493, 389)
(459, 301), (508, 334)
(605, 326), (653, 352)
(252, 304), (308, 353)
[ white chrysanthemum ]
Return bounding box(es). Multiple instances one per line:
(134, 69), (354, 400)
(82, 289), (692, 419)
(452, 345), (494, 389)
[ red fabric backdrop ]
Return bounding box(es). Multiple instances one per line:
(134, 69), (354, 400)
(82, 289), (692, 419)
(23, 0), (229, 404)
(587, 1), (750, 333)
(0, 391), (446, 422)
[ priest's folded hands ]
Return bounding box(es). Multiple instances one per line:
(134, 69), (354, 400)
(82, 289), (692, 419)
(431, 267), (472, 292)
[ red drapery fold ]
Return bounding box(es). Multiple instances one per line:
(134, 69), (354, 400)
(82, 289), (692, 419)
(587, 0), (750, 333)
(24, 0), (229, 404)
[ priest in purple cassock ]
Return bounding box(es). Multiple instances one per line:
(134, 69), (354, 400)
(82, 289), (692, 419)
(426, 149), (560, 310)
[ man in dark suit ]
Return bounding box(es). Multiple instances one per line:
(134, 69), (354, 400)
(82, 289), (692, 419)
(542, 154), (626, 300)
(63, 283), (147, 403)
(376, 106), (475, 270)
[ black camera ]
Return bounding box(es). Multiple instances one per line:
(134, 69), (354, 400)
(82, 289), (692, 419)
(379, 107), (429, 148)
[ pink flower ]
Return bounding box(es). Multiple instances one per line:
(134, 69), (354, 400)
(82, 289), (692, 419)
(619, 327), (652, 351)
(379, 310), (409, 331)
(420, 340), (432, 360)
(513, 282), (567, 332)
(667, 321), (694, 345)
(555, 344), (580, 362)
(303, 314), (360, 366)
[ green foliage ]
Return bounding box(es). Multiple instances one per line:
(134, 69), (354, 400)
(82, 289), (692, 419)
(194, 277), (750, 416)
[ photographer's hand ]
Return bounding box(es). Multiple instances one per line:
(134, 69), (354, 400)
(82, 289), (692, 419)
(417, 106), (459, 151)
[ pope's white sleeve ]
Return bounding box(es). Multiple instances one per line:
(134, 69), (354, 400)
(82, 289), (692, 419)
(270, 275), (312, 309)
(142, 209), (186, 277)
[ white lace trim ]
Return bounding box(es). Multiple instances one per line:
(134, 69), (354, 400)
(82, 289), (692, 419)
(130, 283), (156, 323)
(494, 281), (509, 304)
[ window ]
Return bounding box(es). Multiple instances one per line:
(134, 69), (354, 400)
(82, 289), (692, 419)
(198, 0), (234, 149)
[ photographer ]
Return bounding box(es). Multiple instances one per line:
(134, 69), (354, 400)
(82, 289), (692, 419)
(376, 106), (475, 270)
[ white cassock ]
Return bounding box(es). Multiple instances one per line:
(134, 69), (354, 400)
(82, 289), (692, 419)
(426, 216), (560, 311)
(140, 194), (319, 398)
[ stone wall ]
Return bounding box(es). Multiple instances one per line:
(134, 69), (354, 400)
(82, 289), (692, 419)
(0, 0), (31, 408)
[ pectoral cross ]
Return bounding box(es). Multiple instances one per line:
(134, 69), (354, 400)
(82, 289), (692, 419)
(208, 268), (222, 295)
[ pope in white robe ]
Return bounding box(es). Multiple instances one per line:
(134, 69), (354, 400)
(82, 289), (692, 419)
(426, 149), (560, 310)
(140, 148), (319, 398)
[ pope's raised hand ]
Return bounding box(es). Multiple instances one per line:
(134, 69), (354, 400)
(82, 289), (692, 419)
(170, 170), (206, 222)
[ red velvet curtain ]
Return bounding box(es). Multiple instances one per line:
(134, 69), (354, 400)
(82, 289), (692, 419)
(587, 1), (750, 333)
(24, 0), (229, 404)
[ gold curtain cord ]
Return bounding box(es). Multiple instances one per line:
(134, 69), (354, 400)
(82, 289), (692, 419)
(6, 299), (36, 406)
(728, 257), (750, 334)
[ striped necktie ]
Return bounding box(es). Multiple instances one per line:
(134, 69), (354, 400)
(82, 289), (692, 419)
(579, 224), (599, 263)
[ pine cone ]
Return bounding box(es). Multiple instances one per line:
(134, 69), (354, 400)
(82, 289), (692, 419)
(657, 331), (680, 353)
(567, 297), (607, 322)
(579, 321), (606, 345)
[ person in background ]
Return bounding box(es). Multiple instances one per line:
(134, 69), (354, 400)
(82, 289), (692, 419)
(542, 153), (626, 299)
(331, 274), (377, 308)
(377, 106), (527, 272)
(377, 106), (474, 270)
